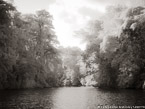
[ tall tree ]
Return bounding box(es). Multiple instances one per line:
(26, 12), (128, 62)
(0, 0), (16, 88)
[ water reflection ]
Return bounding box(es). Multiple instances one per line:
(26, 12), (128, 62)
(0, 87), (145, 109)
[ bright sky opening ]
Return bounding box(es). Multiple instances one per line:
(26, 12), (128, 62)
(12, 0), (108, 50)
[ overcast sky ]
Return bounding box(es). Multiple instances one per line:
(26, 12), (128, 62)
(13, 0), (145, 50)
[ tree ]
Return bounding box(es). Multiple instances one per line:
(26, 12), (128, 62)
(111, 7), (145, 88)
(79, 6), (145, 89)
(0, 1), (64, 89)
(0, 0), (16, 89)
(59, 47), (82, 86)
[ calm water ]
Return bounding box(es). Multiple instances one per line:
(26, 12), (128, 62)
(0, 87), (145, 109)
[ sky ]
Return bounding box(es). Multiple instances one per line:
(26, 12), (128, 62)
(11, 0), (144, 50)
(11, 0), (109, 50)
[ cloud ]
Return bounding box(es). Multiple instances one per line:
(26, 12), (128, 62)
(86, 0), (124, 5)
(16, 0), (134, 50)
(86, 0), (145, 7)
(48, 0), (109, 49)
(14, 0), (56, 13)
(78, 6), (102, 19)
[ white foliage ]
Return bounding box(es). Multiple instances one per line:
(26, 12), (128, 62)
(83, 74), (97, 86)
(130, 22), (137, 30)
(99, 6), (145, 52)
(77, 58), (87, 75)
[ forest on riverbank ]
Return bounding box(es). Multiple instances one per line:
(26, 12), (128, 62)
(1, 0), (145, 89)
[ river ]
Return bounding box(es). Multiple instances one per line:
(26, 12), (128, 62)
(0, 87), (145, 109)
